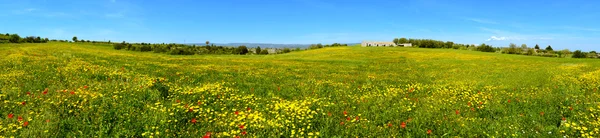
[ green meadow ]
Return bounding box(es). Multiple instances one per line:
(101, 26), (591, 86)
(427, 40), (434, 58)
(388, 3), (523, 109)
(1, 42), (599, 137)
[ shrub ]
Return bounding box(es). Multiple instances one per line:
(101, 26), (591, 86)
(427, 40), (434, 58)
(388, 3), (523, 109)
(476, 44), (496, 52)
(572, 50), (586, 58)
(283, 48), (291, 53)
(260, 49), (269, 55)
(113, 43), (126, 50)
(237, 46), (248, 55)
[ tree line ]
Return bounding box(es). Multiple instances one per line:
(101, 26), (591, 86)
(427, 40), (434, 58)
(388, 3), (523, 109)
(112, 41), (305, 55)
(308, 43), (348, 49)
(392, 37), (599, 59)
(0, 33), (50, 43)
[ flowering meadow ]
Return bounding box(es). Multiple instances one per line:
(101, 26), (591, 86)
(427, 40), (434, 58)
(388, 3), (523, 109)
(1, 42), (600, 137)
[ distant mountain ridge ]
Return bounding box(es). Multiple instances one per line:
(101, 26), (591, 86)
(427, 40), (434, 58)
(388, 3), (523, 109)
(186, 43), (359, 48)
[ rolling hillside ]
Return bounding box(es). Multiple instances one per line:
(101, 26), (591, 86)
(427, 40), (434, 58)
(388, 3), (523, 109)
(1, 42), (599, 137)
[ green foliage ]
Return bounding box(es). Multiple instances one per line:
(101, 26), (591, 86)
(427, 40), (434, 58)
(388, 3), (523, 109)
(256, 46), (261, 54)
(534, 44), (540, 50)
(72, 36), (78, 42)
(237, 46), (249, 55)
(283, 48), (291, 53)
(476, 43), (496, 52)
(546, 45), (553, 51)
(259, 49), (269, 55)
(572, 50), (586, 58)
(9, 34), (21, 43)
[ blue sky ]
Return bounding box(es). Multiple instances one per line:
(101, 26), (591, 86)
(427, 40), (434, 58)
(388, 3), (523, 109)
(1, 0), (599, 51)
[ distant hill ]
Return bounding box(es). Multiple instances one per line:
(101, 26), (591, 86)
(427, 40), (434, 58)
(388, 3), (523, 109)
(186, 43), (359, 48)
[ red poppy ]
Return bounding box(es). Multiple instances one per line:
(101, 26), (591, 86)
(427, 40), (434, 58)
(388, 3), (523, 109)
(388, 123), (392, 127)
(247, 107), (251, 111)
(203, 132), (212, 138)
(455, 110), (460, 115)
(562, 117), (566, 121)
(176, 100), (181, 103)
(189, 108), (194, 112)
(507, 99), (511, 103)
(84, 85), (88, 89)
(467, 102), (471, 107)
(569, 106), (573, 110)
(355, 116), (359, 121)
(46, 119), (50, 123)
(346, 117), (351, 121)
(239, 125), (245, 129)
(8, 113), (13, 119)
(23, 121), (29, 127)
(427, 129), (432, 135)
(540, 112), (545, 116)
(343, 111), (347, 115)
(277, 87), (280, 91)
(21, 101), (26, 106)
(327, 112), (332, 116)
(26, 92), (31, 95)
(340, 121), (344, 125)
(18, 116), (23, 122)
(235, 136), (240, 138)
(241, 131), (247, 135)
(191, 118), (197, 124)
(43, 89), (48, 95)
(470, 107), (475, 111)
(401, 122), (406, 128)
(235, 111), (239, 115)
(70, 91), (75, 95)
(198, 102), (202, 105)
(479, 101), (483, 105)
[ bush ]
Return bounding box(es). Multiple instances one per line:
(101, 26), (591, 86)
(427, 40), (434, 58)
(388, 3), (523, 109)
(572, 50), (586, 58)
(9, 34), (21, 43)
(260, 49), (269, 55)
(113, 43), (126, 50)
(237, 46), (248, 55)
(476, 44), (496, 52)
(283, 48), (291, 53)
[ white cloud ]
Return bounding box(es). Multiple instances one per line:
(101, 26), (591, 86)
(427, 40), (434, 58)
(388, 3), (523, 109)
(466, 18), (498, 24)
(485, 36), (554, 41)
(486, 36), (507, 41)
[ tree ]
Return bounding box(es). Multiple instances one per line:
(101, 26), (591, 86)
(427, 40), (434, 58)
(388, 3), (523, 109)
(559, 49), (571, 58)
(398, 38), (408, 44)
(572, 50), (586, 58)
(205, 41), (210, 46)
(259, 49), (269, 55)
(4, 33), (8, 36)
(526, 48), (535, 55)
(393, 38), (399, 44)
(476, 43), (495, 52)
(72, 36), (78, 42)
(534, 44), (540, 50)
(283, 48), (291, 53)
(255, 46), (261, 54)
(9, 34), (21, 43)
(237, 46), (248, 55)
(546, 45), (553, 51)
(521, 44), (528, 49)
(445, 41), (454, 48)
(507, 43), (518, 54)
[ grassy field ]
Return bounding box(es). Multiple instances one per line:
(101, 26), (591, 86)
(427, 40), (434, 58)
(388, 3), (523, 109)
(1, 42), (600, 137)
